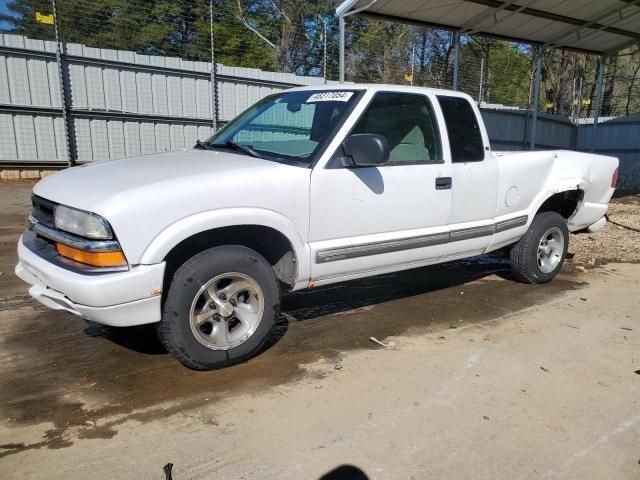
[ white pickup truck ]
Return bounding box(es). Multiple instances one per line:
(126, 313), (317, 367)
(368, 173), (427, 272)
(16, 85), (618, 370)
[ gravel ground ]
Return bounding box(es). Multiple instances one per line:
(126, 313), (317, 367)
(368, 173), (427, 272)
(568, 194), (640, 267)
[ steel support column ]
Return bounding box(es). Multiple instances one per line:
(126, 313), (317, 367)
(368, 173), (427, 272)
(339, 16), (345, 83)
(337, 1), (380, 83)
(51, 0), (76, 166)
(529, 45), (542, 150)
(209, 0), (219, 131)
(591, 55), (605, 152)
(452, 31), (460, 90)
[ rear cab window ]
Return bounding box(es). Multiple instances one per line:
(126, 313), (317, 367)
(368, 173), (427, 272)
(437, 96), (485, 163)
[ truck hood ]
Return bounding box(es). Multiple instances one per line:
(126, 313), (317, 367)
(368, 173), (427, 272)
(33, 150), (311, 263)
(34, 149), (299, 209)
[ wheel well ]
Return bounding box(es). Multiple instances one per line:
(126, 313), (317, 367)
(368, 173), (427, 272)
(162, 225), (297, 295)
(537, 190), (583, 219)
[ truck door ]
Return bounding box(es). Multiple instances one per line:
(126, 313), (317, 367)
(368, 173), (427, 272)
(436, 95), (499, 258)
(309, 91), (453, 283)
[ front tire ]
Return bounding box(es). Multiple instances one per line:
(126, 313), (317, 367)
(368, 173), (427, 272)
(158, 245), (280, 370)
(510, 211), (569, 284)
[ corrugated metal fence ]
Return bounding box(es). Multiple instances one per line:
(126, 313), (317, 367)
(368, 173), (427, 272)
(482, 109), (575, 151)
(0, 34), (638, 192)
(0, 34), (332, 165)
(577, 117), (640, 193)
(485, 109), (640, 192)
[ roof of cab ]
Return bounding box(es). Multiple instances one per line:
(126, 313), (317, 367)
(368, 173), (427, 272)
(286, 83), (472, 99)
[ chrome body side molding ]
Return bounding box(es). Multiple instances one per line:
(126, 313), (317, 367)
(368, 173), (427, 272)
(495, 215), (528, 232)
(316, 215), (528, 263)
(316, 232), (450, 263)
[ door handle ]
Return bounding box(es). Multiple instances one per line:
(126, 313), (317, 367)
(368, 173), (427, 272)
(435, 177), (452, 190)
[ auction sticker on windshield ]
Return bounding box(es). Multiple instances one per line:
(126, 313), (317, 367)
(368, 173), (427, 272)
(307, 91), (354, 102)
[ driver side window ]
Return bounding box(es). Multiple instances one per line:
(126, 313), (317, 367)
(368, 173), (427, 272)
(351, 92), (443, 165)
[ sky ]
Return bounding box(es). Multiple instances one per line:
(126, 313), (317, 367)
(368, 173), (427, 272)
(0, 0), (17, 31)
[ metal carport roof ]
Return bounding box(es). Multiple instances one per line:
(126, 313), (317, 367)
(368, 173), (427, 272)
(336, 0), (640, 55)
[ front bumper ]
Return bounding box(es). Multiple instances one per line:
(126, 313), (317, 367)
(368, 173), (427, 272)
(15, 233), (165, 326)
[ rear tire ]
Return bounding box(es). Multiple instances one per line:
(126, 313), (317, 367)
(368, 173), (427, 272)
(510, 212), (568, 284)
(158, 245), (280, 370)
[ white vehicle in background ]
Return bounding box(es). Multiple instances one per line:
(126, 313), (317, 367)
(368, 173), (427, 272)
(16, 84), (619, 370)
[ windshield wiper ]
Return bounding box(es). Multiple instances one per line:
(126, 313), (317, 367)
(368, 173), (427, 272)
(210, 140), (263, 159)
(194, 139), (213, 150)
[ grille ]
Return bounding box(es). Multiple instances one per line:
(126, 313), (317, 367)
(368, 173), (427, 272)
(31, 195), (56, 229)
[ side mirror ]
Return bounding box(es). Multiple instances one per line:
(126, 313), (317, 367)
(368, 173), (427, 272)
(286, 101), (302, 113)
(342, 133), (390, 167)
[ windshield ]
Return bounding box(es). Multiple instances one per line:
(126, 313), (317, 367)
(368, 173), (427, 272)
(205, 90), (361, 165)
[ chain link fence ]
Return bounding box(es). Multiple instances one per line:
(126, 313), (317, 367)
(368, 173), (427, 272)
(0, 0), (639, 166)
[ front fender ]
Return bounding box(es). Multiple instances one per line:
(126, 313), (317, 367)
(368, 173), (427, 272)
(139, 207), (311, 287)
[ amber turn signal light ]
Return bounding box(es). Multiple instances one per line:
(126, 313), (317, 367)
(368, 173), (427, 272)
(56, 243), (127, 267)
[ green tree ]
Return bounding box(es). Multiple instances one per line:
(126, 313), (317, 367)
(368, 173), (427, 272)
(232, 0), (334, 74)
(345, 16), (412, 84)
(0, 0), (329, 72)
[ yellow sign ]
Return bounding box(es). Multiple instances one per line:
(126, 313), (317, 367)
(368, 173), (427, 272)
(544, 102), (554, 109)
(404, 73), (413, 82)
(35, 12), (54, 25)
(581, 98), (591, 106)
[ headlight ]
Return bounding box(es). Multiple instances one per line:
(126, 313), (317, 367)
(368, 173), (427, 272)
(54, 205), (113, 240)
